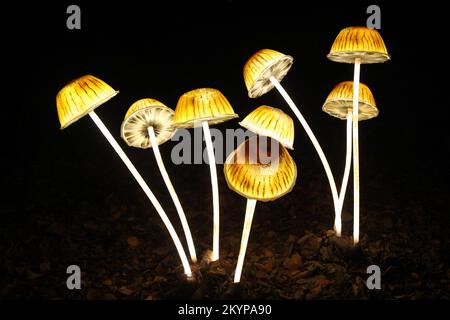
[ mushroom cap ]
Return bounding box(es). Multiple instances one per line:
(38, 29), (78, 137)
(56, 75), (119, 129)
(322, 81), (378, 121)
(121, 98), (176, 149)
(224, 136), (297, 202)
(243, 49), (294, 98)
(173, 88), (238, 128)
(327, 27), (390, 64)
(239, 106), (295, 150)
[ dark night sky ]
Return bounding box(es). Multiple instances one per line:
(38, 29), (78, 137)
(3, 1), (449, 217)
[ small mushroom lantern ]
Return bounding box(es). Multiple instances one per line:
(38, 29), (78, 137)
(56, 76), (192, 276)
(327, 27), (389, 244)
(239, 105), (294, 150)
(174, 88), (238, 261)
(121, 98), (197, 263)
(323, 81), (378, 242)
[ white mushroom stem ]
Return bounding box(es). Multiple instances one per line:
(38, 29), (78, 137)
(352, 58), (361, 245)
(88, 111), (192, 277)
(336, 111), (353, 236)
(147, 126), (197, 263)
(234, 199), (257, 283)
(270, 76), (340, 235)
(202, 121), (220, 261)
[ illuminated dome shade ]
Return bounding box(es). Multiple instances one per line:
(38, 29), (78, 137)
(224, 136), (297, 202)
(327, 26), (390, 64)
(56, 75), (119, 129)
(121, 98), (176, 149)
(322, 81), (378, 121)
(173, 88), (238, 128)
(243, 49), (293, 98)
(239, 106), (295, 149)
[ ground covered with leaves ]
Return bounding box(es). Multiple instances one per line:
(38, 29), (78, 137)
(1, 160), (449, 299)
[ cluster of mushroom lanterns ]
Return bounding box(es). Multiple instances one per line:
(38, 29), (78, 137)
(56, 27), (389, 282)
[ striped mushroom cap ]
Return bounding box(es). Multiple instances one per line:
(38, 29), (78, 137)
(327, 26), (390, 64)
(56, 75), (119, 129)
(322, 81), (378, 121)
(224, 136), (297, 202)
(243, 49), (294, 98)
(173, 88), (238, 128)
(121, 98), (176, 149)
(239, 106), (295, 150)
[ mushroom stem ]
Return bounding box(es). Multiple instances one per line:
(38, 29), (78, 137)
(269, 76), (340, 235)
(88, 111), (192, 277)
(234, 199), (257, 283)
(202, 121), (220, 261)
(336, 111), (353, 236)
(352, 58), (361, 245)
(148, 126), (197, 263)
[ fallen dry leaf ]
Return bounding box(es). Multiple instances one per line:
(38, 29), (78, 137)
(118, 286), (133, 296)
(127, 236), (140, 248)
(284, 253), (302, 270)
(102, 279), (113, 286)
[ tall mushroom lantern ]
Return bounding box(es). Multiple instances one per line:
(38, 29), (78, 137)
(322, 81), (379, 235)
(173, 88), (238, 261)
(244, 49), (341, 236)
(121, 98), (197, 263)
(226, 106), (296, 283)
(56, 75), (192, 277)
(327, 27), (390, 244)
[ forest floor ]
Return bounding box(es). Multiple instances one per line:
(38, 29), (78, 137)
(1, 163), (449, 300)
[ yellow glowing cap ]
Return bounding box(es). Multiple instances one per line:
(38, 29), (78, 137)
(224, 136), (297, 202)
(173, 88), (238, 128)
(243, 49), (293, 98)
(121, 98), (176, 149)
(239, 106), (294, 150)
(327, 26), (390, 64)
(322, 81), (378, 121)
(56, 75), (119, 129)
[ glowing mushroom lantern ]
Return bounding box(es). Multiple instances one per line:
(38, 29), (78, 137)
(121, 98), (197, 263)
(327, 27), (390, 244)
(225, 136), (297, 283)
(174, 88), (238, 261)
(244, 49), (341, 236)
(226, 106), (296, 283)
(323, 81), (378, 236)
(56, 75), (192, 277)
(239, 105), (294, 150)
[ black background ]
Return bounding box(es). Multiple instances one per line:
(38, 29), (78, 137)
(2, 0), (449, 302)
(6, 1), (448, 196)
